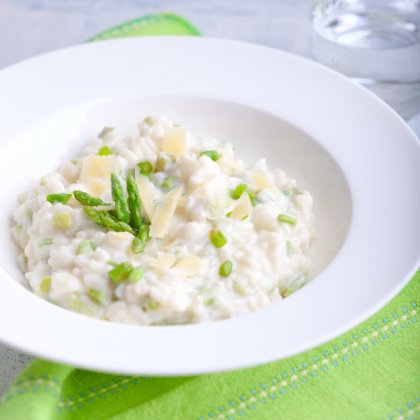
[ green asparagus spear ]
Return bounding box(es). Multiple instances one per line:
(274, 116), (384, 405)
(73, 190), (110, 206)
(126, 173), (143, 231)
(110, 173), (130, 223)
(83, 207), (134, 234)
(131, 224), (150, 254)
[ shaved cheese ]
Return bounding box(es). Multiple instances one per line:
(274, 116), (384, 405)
(149, 253), (176, 269)
(80, 156), (115, 181)
(161, 127), (188, 158)
(136, 174), (157, 221)
(173, 255), (202, 276)
(150, 186), (183, 238)
(207, 194), (230, 220)
(250, 169), (276, 192)
(85, 177), (108, 197)
(231, 192), (253, 220)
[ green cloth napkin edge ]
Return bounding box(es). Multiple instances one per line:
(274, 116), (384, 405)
(88, 12), (201, 41)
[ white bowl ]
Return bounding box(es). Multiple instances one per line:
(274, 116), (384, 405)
(0, 38), (419, 375)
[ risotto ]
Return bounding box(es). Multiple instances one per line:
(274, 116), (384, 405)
(12, 116), (314, 325)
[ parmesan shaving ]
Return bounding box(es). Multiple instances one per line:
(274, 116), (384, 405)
(231, 192), (253, 220)
(173, 255), (202, 276)
(161, 127), (188, 158)
(149, 186), (183, 238)
(250, 169), (276, 192)
(136, 174), (157, 221)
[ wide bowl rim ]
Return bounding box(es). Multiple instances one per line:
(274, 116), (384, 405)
(0, 37), (419, 375)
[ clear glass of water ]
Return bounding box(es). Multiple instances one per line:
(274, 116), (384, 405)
(310, 0), (420, 119)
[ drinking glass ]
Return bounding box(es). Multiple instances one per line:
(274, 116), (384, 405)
(311, 0), (420, 119)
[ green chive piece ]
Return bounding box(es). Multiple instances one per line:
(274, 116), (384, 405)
(67, 295), (96, 316)
(219, 260), (233, 277)
(277, 214), (297, 225)
(53, 212), (71, 228)
(143, 116), (154, 125)
(200, 150), (221, 161)
(126, 173), (143, 231)
(88, 288), (108, 305)
(230, 184), (247, 200)
(84, 208), (135, 234)
(111, 173), (130, 223)
(128, 267), (144, 283)
(201, 288), (215, 306)
(98, 146), (112, 156)
(38, 237), (53, 247)
(39, 276), (51, 294)
(108, 262), (143, 284)
(209, 230), (227, 248)
(98, 126), (114, 139)
(147, 300), (160, 311)
(282, 273), (308, 297)
(73, 190), (110, 206)
(108, 262), (133, 284)
(137, 161), (153, 177)
(161, 176), (175, 189)
(76, 240), (97, 255)
(131, 224), (150, 254)
(229, 184), (257, 205)
(46, 193), (72, 204)
(226, 211), (232, 218)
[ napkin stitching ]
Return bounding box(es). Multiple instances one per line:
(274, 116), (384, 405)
(380, 397), (420, 420)
(1, 375), (141, 409)
(199, 303), (418, 420)
(2, 378), (61, 400)
(56, 377), (140, 411)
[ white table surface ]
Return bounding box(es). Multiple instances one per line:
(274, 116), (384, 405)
(0, 0), (419, 396)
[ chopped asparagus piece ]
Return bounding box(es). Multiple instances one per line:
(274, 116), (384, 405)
(46, 193), (72, 204)
(219, 260), (233, 277)
(277, 214), (297, 225)
(200, 150), (221, 161)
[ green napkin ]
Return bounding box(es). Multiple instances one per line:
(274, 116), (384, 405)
(1, 14), (419, 420)
(88, 13), (201, 41)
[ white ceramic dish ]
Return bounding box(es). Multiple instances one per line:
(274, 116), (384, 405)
(0, 37), (419, 376)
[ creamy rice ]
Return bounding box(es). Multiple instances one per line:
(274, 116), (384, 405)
(12, 116), (314, 325)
